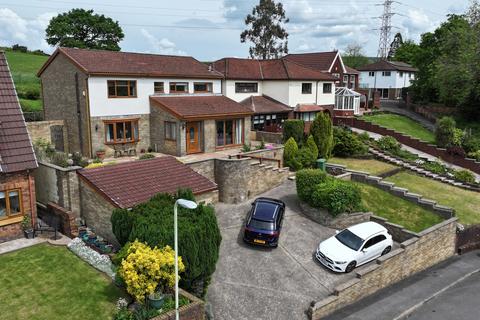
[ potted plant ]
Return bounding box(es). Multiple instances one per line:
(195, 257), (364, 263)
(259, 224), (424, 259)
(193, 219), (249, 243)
(21, 215), (34, 239)
(148, 291), (167, 309)
(95, 148), (106, 160)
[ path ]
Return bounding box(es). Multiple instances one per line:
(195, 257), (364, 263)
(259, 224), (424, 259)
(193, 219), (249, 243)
(0, 233), (71, 255)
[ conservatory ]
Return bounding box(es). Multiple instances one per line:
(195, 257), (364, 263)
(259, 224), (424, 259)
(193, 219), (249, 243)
(334, 87), (361, 115)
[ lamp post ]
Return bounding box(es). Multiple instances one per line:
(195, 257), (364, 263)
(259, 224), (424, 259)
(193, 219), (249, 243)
(174, 199), (197, 320)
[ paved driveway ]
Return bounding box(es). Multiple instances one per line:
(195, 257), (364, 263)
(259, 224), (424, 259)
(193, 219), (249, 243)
(206, 180), (354, 320)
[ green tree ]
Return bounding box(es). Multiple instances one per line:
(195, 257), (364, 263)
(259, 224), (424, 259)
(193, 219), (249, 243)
(282, 119), (304, 144)
(388, 32), (403, 60)
(310, 112), (334, 159)
(298, 135), (319, 168)
(393, 40), (421, 66)
(435, 116), (457, 147)
(342, 43), (370, 69)
(240, 0), (289, 59)
(283, 137), (302, 170)
(46, 9), (124, 51)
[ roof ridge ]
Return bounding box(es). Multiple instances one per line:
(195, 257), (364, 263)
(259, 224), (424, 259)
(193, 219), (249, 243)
(60, 46), (195, 59)
(257, 59), (264, 79)
(281, 59), (291, 79)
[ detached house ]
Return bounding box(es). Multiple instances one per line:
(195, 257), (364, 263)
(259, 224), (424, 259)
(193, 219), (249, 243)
(0, 51), (37, 241)
(38, 48), (253, 157)
(357, 60), (418, 100)
(212, 57), (337, 130)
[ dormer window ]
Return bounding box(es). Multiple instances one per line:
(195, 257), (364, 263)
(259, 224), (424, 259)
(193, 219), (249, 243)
(194, 82), (213, 93)
(170, 82), (189, 94)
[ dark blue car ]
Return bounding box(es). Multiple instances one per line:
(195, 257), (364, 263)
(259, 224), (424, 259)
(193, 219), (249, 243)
(243, 197), (286, 247)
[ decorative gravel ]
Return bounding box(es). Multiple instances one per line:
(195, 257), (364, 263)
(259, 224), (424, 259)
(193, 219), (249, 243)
(67, 237), (116, 279)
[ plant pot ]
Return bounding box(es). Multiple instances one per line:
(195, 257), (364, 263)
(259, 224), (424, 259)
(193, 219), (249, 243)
(148, 292), (166, 310)
(96, 151), (106, 160)
(24, 229), (34, 239)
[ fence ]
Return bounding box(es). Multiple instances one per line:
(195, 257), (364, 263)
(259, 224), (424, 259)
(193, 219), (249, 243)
(334, 117), (480, 174)
(456, 224), (480, 254)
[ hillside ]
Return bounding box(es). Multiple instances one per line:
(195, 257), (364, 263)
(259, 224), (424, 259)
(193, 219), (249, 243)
(4, 50), (49, 113)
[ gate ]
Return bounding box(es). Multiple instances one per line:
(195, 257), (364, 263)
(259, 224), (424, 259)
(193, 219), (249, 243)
(50, 125), (65, 151)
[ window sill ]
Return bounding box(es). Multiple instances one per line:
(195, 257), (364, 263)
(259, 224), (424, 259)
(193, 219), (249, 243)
(0, 215), (24, 227)
(104, 140), (140, 145)
(107, 96), (138, 99)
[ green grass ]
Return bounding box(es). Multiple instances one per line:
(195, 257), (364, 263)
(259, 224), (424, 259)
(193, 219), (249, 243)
(385, 172), (480, 225)
(362, 113), (436, 143)
(0, 244), (125, 320)
(356, 182), (443, 232)
(19, 98), (43, 112)
(328, 157), (398, 176)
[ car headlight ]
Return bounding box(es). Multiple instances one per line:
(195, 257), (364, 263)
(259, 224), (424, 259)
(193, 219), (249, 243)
(335, 261), (347, 264)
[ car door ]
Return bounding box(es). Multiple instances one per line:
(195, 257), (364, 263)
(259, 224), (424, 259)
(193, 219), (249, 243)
(359, 235), (387, 265)
(358, 237), (376, 265)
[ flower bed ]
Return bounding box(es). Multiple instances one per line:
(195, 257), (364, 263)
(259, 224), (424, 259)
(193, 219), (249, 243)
(67, 237), (116, 279)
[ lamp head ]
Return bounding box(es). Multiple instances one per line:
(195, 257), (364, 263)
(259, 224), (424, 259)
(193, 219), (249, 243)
(176, 199), (197, 210)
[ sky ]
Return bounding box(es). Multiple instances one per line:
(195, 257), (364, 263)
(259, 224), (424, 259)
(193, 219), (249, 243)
(0, 0), (469, 60)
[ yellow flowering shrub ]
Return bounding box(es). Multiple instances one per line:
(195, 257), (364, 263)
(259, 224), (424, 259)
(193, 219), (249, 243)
(118, 240), (185, 303)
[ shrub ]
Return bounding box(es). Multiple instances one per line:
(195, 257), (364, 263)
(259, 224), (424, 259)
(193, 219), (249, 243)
(138, 153), (155, 160)
(284, 137), (302, 171)
(377, 136), (400, 152)
(112, 242), (131, 266)
(452, 128), (464, 146)
(462, 136), (480, 153)
(19, 88), (40, 100)
(435, 116), (456, 147)
(71, 152), (89, 167)
(311, 179), (363, 216)
(357, 131), (371, 143)
(333, 127), (368, 157)
(256, 139), (266, 150)
(453, 169), (476, 184)
(283, 119), (304, 144)
(310, 112), (334, 159)
(111, 190), (221, 297)
(446, 145), (466, 158)
(119, 240), (184, 302)
(295, 169), (328, 201)
(241, 143), (251, 152)
(297, 135), (318, 168)
(468, 150), (480, 161)
(51, 152), (69, 167)
(422, 161), (448, 175)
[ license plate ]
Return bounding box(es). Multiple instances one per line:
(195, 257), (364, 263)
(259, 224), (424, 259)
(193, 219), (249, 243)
(254, 239), (266, 244)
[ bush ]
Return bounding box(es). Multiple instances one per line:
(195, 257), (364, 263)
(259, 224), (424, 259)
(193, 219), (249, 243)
(377, 136), (400, 153)
(422, 161), (447, 175)
(468, 150), (480, 161)
(112, 242), (131, 266)
(19, 88), (40, 100)
(310, 179), (363, 216)
(452, 128), (464, 147)
(297, 135), (318, 168)
(296, 169), (328, 201)
(310, 112), (334, 159)
(462, 136), (480, 153)
(71, 152), (89, 167)
(436, 116), (456, 148)
(283, 120), (304, 144)
(111, 190), (221, 298)
(357, 131), (371, 143)
(446, 145), (466, 158)
(51, 152), (70, 167)
(333, 127), (368, 157)
(284, 137), (302, 171)
(241, 143), (251, 152)
(138, 153), (155, 160)
(453, 169), (476, 184)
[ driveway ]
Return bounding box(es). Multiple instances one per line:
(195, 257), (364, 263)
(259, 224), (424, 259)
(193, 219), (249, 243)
(206, 179), (354, 320)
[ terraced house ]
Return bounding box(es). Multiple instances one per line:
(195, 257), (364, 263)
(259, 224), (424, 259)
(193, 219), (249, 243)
(0, 51), (38, 241)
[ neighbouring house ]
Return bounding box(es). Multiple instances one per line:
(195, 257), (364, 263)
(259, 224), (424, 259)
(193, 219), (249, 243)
(77, 156), (218, 245)
(212, 57), (337, 130)
(0, 51), (38, 242)
(38, 47), (252, 157)
(357, 60), (418, 100)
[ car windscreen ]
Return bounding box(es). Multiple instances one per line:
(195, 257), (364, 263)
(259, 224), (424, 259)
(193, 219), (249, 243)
(335, 229), (364, 251)
(249, 218), (275, 231)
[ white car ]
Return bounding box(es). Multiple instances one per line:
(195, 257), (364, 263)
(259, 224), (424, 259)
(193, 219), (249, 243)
(315, 222), (393, 273)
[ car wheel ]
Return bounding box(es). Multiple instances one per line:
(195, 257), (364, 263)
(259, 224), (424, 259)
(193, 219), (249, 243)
(381, 246), (392, 256)
(345, 261), (356, 273)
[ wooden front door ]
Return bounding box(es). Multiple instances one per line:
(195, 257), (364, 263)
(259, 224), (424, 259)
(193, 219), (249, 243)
(186, 121), (201, 154)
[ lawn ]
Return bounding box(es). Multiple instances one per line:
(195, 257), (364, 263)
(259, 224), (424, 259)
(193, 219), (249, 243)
(362, 113), (436, 143)
(328, 157), (398, 176)
(386, 172), (480, 225)
(0, 244), (125, 320)
(356, 182), (443, 232)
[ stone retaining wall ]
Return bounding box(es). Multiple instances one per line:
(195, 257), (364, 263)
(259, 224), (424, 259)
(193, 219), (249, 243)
(252, 130), (283, 144)
(309, 218), (458, 319)
(298, 201), (371, 230)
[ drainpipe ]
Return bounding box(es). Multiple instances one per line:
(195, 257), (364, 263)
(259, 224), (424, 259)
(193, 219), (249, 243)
(75, 73), (84, 154)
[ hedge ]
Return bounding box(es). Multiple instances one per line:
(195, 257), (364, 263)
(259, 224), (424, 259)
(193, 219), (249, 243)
(296, 169), (328, 201)
(310, 112), (334, 159)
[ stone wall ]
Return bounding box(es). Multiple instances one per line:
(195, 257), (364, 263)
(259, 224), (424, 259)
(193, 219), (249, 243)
(370, 215), (418, 243)
(150, 105), (183, 156)
(0, 172), (36, 242)
(309, 218), (458, 319)
(203, 120), (216, 153)
(298, 201), (371, 230)
(252, 130), (283, 144)
(152, 289), (205, 320)
(186, 159), (216, 182)
(26, 120), (68, 152)
(46, 202), (79, 238)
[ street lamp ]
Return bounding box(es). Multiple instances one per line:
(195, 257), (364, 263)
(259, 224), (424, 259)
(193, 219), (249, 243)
(174, 199), (197, 320)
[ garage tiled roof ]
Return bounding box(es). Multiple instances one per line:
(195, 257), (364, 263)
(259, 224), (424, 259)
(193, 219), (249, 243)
(0, 51), (37, 173)
(150, 95), (253, 120)
(78, 156), (217, 209)
(212, 57), (336, 81)
(38, 47), (224, 79)
(240, 95), (291, 115)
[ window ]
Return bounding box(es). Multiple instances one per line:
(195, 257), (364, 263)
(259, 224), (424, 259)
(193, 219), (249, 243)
(301, 83), (312, 94)
(104, 119), (139, 144)
(0, 189), (22, 220)
(165, 121), (177, 141)
(170, 82), (189, 93)
(378, 88), (389, 99)
(350, 75), (355, 83)
(235, 82), (258, 93)
(194, 82), (213, 93)
(323, 83), (332, 93)
(363, 235), (387, 250)
(216, 119), (243, 147)
(343, 75), (348, 83)
(368, 71), (375, 77)
(332, 73), (340, 79)
(399, 72), (404, 77)
(108, 80), (137, 98)
(297, 112), (317, 122)
(382, 71), (391, 77)
(154, 82), (164, 94)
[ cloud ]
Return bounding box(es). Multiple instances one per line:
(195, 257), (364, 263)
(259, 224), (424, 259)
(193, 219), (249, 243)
(140, 29), (187, 56)
(0, 8), (56, 52)
(401, 9), (437, 41)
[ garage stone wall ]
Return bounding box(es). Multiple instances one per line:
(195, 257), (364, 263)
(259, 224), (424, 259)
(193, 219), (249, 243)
(309, 217), (458, 319)
(252, 130), (284, 144)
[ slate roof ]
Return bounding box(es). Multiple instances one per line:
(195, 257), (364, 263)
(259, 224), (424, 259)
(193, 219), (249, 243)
(212, 57), (336, 81)
(0, 51), (37, 173)
(77, 156), (217, 209)
(37, 47), (224, 79)
(240, 95), (291, 115)
(150, 95), (253, 120)
(356, 60), (418, 72)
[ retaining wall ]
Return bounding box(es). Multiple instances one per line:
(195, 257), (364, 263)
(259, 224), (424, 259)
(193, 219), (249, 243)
(252, 130), (283, 144)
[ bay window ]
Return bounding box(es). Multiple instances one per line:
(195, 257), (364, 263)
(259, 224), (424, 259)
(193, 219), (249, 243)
(104, 119), (139, 144)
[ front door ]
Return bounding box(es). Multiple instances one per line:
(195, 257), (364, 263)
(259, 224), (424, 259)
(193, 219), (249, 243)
(186, 121), (201, 154)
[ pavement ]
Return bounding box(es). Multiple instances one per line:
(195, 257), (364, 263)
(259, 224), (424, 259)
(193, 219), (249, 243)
(325, 250), (480, 320)
(0, 232), (71, 255)
(206, 179), (357, 320)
